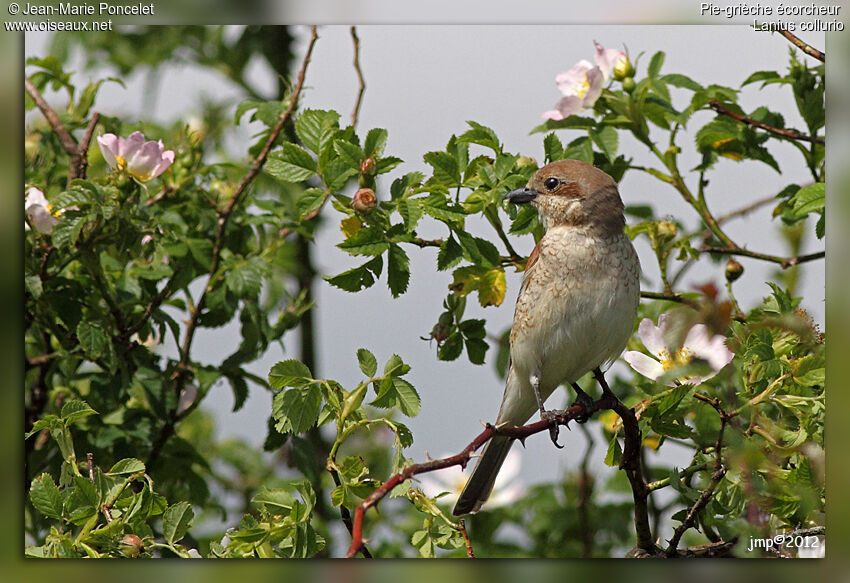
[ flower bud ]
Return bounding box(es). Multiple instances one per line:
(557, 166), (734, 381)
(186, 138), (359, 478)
(622, 77), (636, 93)
(612, 55), (635, 81)
(516, 156), (537, 169)
(359, 157), (376, 176)
(656, 220), (677, 241)
(351, 188), (377, 212)
(120, 534), (143, 558)
(725, 259), (744, 282)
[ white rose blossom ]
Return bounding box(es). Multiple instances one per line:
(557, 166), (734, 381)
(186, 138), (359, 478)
(623, 314), (734, 386)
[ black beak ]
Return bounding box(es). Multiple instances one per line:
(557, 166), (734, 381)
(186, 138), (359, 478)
(504, 187), (539, 204)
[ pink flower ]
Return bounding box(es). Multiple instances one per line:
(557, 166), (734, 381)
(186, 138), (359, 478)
(593, 41), (631, 82)
(542, 42), (632, 121)
(97, 131), (174, 182)
(623, 314), (734, 386)
(25, 186), (60, 234)
(542, 60), (604, 121)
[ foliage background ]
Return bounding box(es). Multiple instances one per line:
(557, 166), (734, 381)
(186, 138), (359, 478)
(8, 0), (848, 576)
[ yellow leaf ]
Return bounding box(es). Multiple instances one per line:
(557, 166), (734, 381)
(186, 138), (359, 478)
(478, 267), (506, 307)
(340, 216), (363, 238)
(711, 137), (735, 149)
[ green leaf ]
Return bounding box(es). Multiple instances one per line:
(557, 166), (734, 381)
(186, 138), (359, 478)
(297, 187), (327, 221)
(605, 436), (622, 466)
(423, 151), (460, 186)
(162, 501), (194, 545)
(273, 384), (322, 433)
(266, 143), (317, 183)
(384, 354), (410, 377)
(252, 487), (296, 515)
(357, 348), (378, 377)
(662, 74), (703, 92)
(458, 121), (501, 153)
(788, 183), (824, 219)
(438, 332), (463, 361)
(793, 355), (825, 387)
(393, 378), (421, 416)
(437, 236), (463, 271)
(30, 474), (64, 520)
(398, 199), (424, 233)
(338, 227), (388, 256)
(741, 70), (781, 87)
(325, 257), (383, 292)
(107, 458), (145, 475)
(295, 109), (340, 154)
(364, 128), (388, 158)
(50, 213), (89, 249)
(268, 359), (313, 389)
(60, 399), (97, 424)
(647, 51), (665, 78)
(589, 126), (618, 163)
(387, 244), (410, 297)
(333, 139), (362, 170)
(225, 259), (263, 298)
(543, 133), (564, 162)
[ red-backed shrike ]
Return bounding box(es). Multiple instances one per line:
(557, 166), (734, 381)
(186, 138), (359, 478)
(453, 159), (640, 515)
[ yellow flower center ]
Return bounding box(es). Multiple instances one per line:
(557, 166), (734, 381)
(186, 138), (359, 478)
(657, 347), (694, 371)
(573, 74), (590, 99)
(46, 202), (62, 218)
(115, 155), (126, 171)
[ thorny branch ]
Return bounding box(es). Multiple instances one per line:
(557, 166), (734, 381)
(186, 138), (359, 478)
(145, 25), (320, 469)
(344, 385), (656, 558)
(708, 100), (824, 145)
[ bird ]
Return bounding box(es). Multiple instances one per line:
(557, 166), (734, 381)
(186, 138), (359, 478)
(452, 159), (640, 516)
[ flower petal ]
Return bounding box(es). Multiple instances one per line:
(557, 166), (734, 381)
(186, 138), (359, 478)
(594, 41), (627, 83)
(581, 66), (604, 107)
(119, 131), (146, 158)
(126, 139), (172, 182)
(623, 350), (665, 381)
(550, 95), (584, 119)
(637, 318), (666, 358)
(97, 134), (120, 169)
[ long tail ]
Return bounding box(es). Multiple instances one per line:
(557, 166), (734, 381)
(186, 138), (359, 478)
(453, 366), (541, 515)
(452, 434), (514, 516)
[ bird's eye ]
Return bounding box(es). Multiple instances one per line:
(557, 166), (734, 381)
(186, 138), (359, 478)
(544, 177), (559, 191)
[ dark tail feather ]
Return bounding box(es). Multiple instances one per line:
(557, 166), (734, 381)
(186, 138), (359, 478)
(452, 435), (514, 516)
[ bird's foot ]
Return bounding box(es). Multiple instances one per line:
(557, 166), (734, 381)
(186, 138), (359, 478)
(540, 409), (566, 448)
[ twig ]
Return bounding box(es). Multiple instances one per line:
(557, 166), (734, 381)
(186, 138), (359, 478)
(779, 30), (824, 62)
(708, 100), (824, 145)
(640, 290), (700, 310)
(330, 468), (373, 558)
(25, 77), (78, 161)
(25, 77), (101, 180)
(350, 26), (366, 128)
(87, 452), (95, 483)
(458, 519), (475, 558)
(698, 246), (824, 269)
(145, 26), (320, 469)
(665, 395), (730, 555)
(77, 112), (101, 180)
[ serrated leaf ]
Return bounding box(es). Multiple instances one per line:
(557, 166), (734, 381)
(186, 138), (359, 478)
(590, 126), (618, 163)
(295, 109), (340, 154)
(449, 265), (506, 307)
(273, 384), (323, 433)
(543, 132), (564, 162)
(268, 360), (313, 389)
(662, 73), (703, 92)
(30, 474), (64, 519)
(357, 348), (378, 377)
(458, 121), (501, 153)
(605, 436), (622, 466)
(364, 128), (388, 158)
(741, 70), (781, 87)
(398, 199), (424, 233)
(340, 216), (362, 238)
(333, 139), (362, 170)
(423, 151), (460, 186)
(162, 501), (194, 545)
(266, 143), (317, 183)
(60, 399), (97, 424)
(338, 227), (388, 256)
(436, 236), (463, 271)
(789, 183), (824, 219)
(392, 378), (421, 417)
(387, 244), (410, 297)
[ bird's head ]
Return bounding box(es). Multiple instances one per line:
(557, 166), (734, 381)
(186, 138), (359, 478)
(504, 159), (625, 233)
